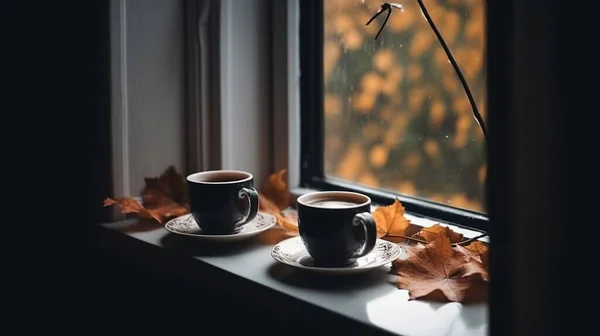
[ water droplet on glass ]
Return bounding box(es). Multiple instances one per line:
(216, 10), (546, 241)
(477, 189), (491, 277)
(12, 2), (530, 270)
(399, 44), (403, 47)
(445, 135), (449, 138)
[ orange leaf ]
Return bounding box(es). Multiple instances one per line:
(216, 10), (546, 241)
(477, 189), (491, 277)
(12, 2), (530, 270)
(260, 169), (291, 210)
(372, 198), (411, 238)
(415, 223), (463, 243)
(391, 234), (488, 303)
(142, 165), (188, 207)
(259, 194), (280, 214)
(258, 170), (298, 233)
(463, 240), (489, 268)
(104, 166), (190, 224)
(278, 208), (299, 234)
(104, 197), (161, 223)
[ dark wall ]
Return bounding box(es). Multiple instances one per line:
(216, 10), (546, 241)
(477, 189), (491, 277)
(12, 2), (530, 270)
(90, 0), (114, 225)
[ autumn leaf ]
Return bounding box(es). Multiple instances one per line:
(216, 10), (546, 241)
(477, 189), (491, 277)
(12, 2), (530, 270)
(259, 169), (298, 233)
(372, 198), (411, 238)
(278, 208), (299, 233)
(415, 223), (463, 243)
(104, 166), (190, 224)
(142, 165), (188, 206)
(103, 197), (159, 222)
(463, 240), (488, 268)
(260, 169), (291, 210)
(391, 234), (488, 303)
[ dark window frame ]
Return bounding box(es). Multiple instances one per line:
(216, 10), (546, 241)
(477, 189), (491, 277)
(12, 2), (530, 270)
(298, 0), (488, 231)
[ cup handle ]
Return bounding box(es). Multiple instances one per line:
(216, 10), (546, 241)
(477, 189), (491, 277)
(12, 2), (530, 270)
(235, 187), (259, 228)
(350, 212), (377, 259)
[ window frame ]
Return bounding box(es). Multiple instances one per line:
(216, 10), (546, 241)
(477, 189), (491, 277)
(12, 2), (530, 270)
(298, 0), (489, 231)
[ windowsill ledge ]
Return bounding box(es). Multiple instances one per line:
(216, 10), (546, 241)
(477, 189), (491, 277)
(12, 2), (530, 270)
(96, 204), (488, 336)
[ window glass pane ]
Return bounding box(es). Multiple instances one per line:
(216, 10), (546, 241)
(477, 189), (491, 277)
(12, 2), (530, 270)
(323, 0), (486, 213)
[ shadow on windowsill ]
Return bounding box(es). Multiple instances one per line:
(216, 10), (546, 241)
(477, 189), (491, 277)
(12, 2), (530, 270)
(266, 261), (397, 292)
(159, 232), (262, 257)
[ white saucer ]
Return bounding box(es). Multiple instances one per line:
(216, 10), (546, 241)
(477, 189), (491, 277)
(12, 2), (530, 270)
(271, 236), (402, 275)
(164, 212), (276, 242)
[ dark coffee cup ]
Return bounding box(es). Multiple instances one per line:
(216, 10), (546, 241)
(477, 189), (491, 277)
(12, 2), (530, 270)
(187, 170), (259, 235)
(296, 191), (377, 267)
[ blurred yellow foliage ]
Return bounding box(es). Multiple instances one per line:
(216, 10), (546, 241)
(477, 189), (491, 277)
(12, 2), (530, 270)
(402, 152), (421, 171)
(352, 92), (377, 113)
(370, 145), (390, 168)
(409, 30), (435, 58)
(429, 100), (446, 130)
(341, 29), (363, 50)
(323, 0), (487, 213)
(424, 139), (440, 158)
(358, 172), (380, 188)
(373, 49), (396, 72)
(324, 94), (342, 117)
(361, 72), (384, 93)
(336, 144), (366, 180)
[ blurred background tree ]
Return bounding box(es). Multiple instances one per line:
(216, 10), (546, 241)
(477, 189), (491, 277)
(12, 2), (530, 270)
(323, 0), (486, 213)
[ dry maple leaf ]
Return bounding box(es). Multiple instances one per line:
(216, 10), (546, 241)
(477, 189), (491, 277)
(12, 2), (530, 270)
(415, 223), (464, 244)
(260, 169), (291, 210)
(372, 198), (411, 238)
(278, 208), (299, 234)
(391, 234), (488, 303)
(142, 165), (188, 206)
(104, 166), (190, 224)
(104, 197), (161, 223)
(258, 169), (298, 233)
(463, 241), (489, 268)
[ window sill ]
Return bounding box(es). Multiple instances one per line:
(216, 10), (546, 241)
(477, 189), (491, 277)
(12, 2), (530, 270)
(96, 196), (487, 336)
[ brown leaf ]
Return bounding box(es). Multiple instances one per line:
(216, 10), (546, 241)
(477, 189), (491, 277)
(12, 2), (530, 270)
(260, 169), (291, 210)
(104, 166), (190, 224)
(415, 223), (464, 243)
(104, 197), (161, 223)
(142, 165), (188, 207)
(258, 170), (298, 233)
(463, 240), (489, 268)
(278, 208), (299, 234)
(259, 194), (280, 214)
(372, 198), (411, 238)
(391, 234), (488, 303)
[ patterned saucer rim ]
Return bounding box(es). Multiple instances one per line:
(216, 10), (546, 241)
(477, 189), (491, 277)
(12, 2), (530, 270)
(271, 236), (402, 272)
(164, 212), (276, 238)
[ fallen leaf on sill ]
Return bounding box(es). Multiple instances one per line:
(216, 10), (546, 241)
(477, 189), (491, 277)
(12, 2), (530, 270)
(258, 169), (298, 233)
(142, 166), (188, 206)
(104, 166), (190, 224)
(260, 169), (291, 211)
(414, 223), (464, 243)
(390, 234), (488, 303)
(463, 240), (489, 268)
(372, 198), (411, 239)
(103, 197), (159, 222)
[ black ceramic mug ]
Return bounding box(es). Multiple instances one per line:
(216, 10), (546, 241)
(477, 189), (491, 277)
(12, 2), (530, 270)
(186, 170), (259, 235)
(296, 191), (377, 267)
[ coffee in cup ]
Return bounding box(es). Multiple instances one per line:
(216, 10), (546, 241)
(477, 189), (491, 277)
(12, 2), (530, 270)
(296, 191), (377, 267)
(187, 170), (259, 235)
